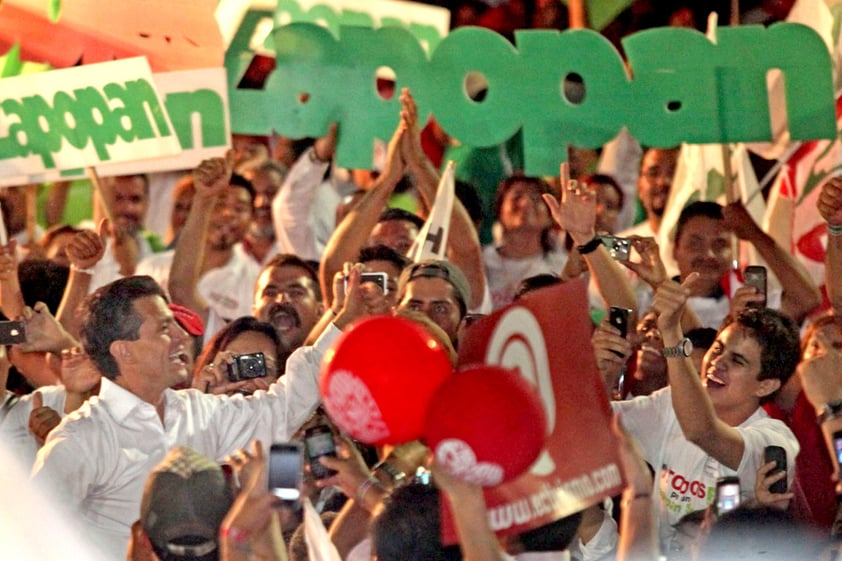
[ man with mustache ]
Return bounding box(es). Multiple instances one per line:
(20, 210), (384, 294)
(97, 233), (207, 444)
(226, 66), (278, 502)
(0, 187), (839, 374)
(252, 254), (323, 361)
(667, 201), (820, 328)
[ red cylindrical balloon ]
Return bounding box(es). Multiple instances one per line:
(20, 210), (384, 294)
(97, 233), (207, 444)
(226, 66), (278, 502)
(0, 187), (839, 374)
(320, 316), (453, 445)
(425, 365), (547, 486)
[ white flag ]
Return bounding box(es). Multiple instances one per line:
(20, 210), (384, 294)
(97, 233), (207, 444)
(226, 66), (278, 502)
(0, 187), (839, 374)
(407, 161), (456, 262)
(303, 497), (342, 561)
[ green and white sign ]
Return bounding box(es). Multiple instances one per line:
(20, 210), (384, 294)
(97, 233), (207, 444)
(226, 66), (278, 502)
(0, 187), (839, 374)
(0, 66), (230, 186)
(228, 22), (837, 176)
(0, 57), (180, 178)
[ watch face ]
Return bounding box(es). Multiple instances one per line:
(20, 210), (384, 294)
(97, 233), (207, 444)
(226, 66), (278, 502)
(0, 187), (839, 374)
(681, 338), (694, 357)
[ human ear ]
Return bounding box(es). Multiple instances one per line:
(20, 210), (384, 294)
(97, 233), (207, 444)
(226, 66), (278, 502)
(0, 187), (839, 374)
(756, 377), (781, 399)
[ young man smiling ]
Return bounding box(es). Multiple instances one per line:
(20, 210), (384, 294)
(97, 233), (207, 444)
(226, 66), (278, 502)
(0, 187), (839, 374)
(608, 275), (800, 553)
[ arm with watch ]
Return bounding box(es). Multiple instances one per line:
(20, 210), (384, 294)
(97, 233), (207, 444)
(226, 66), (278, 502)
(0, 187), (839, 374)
(653, 275), (747, 470)
(542, 164), (637, 315)
(799, 339), (842, 492)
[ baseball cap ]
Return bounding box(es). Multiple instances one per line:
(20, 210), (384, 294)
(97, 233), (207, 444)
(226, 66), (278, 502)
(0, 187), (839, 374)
(397, 260), (471, 316)
(168, 303), (205, 337)
(140, 447), (233, 560)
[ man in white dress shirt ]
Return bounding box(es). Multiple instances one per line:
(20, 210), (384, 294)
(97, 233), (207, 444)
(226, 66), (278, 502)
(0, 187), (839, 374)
(30, 272), (365, 560)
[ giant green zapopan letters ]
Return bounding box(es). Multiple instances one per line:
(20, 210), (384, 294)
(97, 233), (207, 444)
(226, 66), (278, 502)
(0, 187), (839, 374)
(228, 23), (836, 176)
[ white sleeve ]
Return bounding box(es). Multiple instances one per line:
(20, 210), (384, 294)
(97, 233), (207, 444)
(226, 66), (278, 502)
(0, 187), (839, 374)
(570, 502), (618, 561)
(734, 417), (799, 499)
(611, 388), (673, 468)
(272, 147), (330, 261)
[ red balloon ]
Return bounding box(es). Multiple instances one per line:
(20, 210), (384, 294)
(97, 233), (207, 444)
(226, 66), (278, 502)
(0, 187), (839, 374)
(425, 365), (547, 486)
(320, 315), (453, 445)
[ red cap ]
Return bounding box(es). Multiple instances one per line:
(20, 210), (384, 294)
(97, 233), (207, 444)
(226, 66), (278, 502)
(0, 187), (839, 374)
(168, 304), (204, 337)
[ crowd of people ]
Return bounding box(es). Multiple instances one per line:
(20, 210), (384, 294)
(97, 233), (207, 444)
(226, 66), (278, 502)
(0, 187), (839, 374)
(2, 0), (841, 560)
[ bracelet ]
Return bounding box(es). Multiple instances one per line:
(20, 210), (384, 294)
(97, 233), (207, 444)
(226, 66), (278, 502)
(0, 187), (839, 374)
(70, 263), (96, 275)
(219, 525), (251, 545)
(829, 223), (842, 237)
(576, 236), (602, 255)
(356, 474), (382, 502)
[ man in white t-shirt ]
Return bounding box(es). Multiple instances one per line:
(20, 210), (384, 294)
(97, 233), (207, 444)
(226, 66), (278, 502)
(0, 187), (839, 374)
(610, 279), (801, 554)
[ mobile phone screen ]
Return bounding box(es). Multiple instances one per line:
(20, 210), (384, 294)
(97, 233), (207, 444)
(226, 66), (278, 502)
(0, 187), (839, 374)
(834, 432), (842, 466)
(716, 481), (741, 514)
(268, 443), (302, 500)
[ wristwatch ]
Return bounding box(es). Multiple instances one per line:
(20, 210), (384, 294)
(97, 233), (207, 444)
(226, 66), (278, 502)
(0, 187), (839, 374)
(662, 337), (693, 358)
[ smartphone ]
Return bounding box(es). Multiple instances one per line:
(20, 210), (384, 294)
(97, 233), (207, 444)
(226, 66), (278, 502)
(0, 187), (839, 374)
(743, 265), (767, 307)
(344, 272), (389, 294)
(609, 307), (631, 338)
(304, 425), (338, 480)
(268, 443), (303, 501)
(715, 476), (741, 515)
(600, 235), (631, 261)
(764, 445), (787, 494)
(0, 320), (26, 345)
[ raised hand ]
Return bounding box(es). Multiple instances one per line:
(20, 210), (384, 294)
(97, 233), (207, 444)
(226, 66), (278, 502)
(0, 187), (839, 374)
(652, 274), (698, 333)
(67, 219), (107, 271)
(28, 390), (61, 445)
(592, 319), (632, 395)
(313, 122), (338, 162)
(623, 236), (668, 289)
(542, 162), (596, 245)
(722, 201), (762, 242)
(399, 88), (426, 168)
(18, 302), (77, 354)
(59, 347), (101, 395)
(798, 329), (842, 411)
(818, 177), (842, 226)
(194, 151), (235, 198)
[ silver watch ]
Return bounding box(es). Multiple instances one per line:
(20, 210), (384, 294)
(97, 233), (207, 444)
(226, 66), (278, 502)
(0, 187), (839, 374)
(662, 337), (693, 358)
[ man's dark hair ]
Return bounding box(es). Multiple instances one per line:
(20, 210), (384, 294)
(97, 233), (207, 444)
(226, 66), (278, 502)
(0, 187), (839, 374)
(722, 308), (801, 402)
(372, 483), (462, 561)
(675, 201), (723, 245)
(18, 259), (69, 314)
(686, 327), (717, 352)
(229, 172), (255, 204)
(358, 244), (411, 272)
(518, 511), (583, 552)
(80, 276), (167, 380)
(455, 179), (484, 226)
(514, 273), (563, 301)
(581, 173), (625, 209)
(261, 254), (322, 302)
(378, 207), (424, 230)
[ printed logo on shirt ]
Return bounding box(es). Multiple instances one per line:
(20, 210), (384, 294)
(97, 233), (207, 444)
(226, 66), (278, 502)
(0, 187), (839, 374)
(660, 464), (716, 515)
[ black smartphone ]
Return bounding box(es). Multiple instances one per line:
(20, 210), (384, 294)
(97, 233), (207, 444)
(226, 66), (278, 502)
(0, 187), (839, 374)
(304, 424), (338, 480)
(600, 235), (631, 261)
(0, 320), (26, 345)
(764, 445), (787, 494)
(744, 265), (767, 307)
(345, 272), (389, 294)
(609, 306), (631, 339)
(715, 476), (741, 515)
(268, 442), (303, 501)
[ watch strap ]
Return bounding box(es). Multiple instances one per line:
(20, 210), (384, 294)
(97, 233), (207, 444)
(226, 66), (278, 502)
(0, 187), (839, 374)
(576, 236), (602, 255)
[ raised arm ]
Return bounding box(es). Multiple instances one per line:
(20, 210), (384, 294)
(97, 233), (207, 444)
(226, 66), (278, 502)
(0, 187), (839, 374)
(723, 201), (821, 323)
(272, 124), (336, 262)
(169, 154), (233, 325)
(400, 89), (486, 310)
(543, 165), (637, 314)
(57, 220), (107, 339)
(653, 275), (746, 469)
(319, 122), (406, 307)
(819, 177), (842, 314)
(0, 239), (25, 320)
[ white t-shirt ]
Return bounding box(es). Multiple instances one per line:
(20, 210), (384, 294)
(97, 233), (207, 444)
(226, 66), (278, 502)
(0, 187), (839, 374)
(612, 387), (798, 551)
(136, 243), (261, 322)
(0, 385), (67, 471)
(483, 245), (568, 310)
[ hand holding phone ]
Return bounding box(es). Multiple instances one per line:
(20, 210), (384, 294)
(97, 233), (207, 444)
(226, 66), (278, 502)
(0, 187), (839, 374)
(743, 266), (767, 308)
(268, 443), (303, 501)
(304, 425), (338, 480)
(763, 445), (787, 494)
